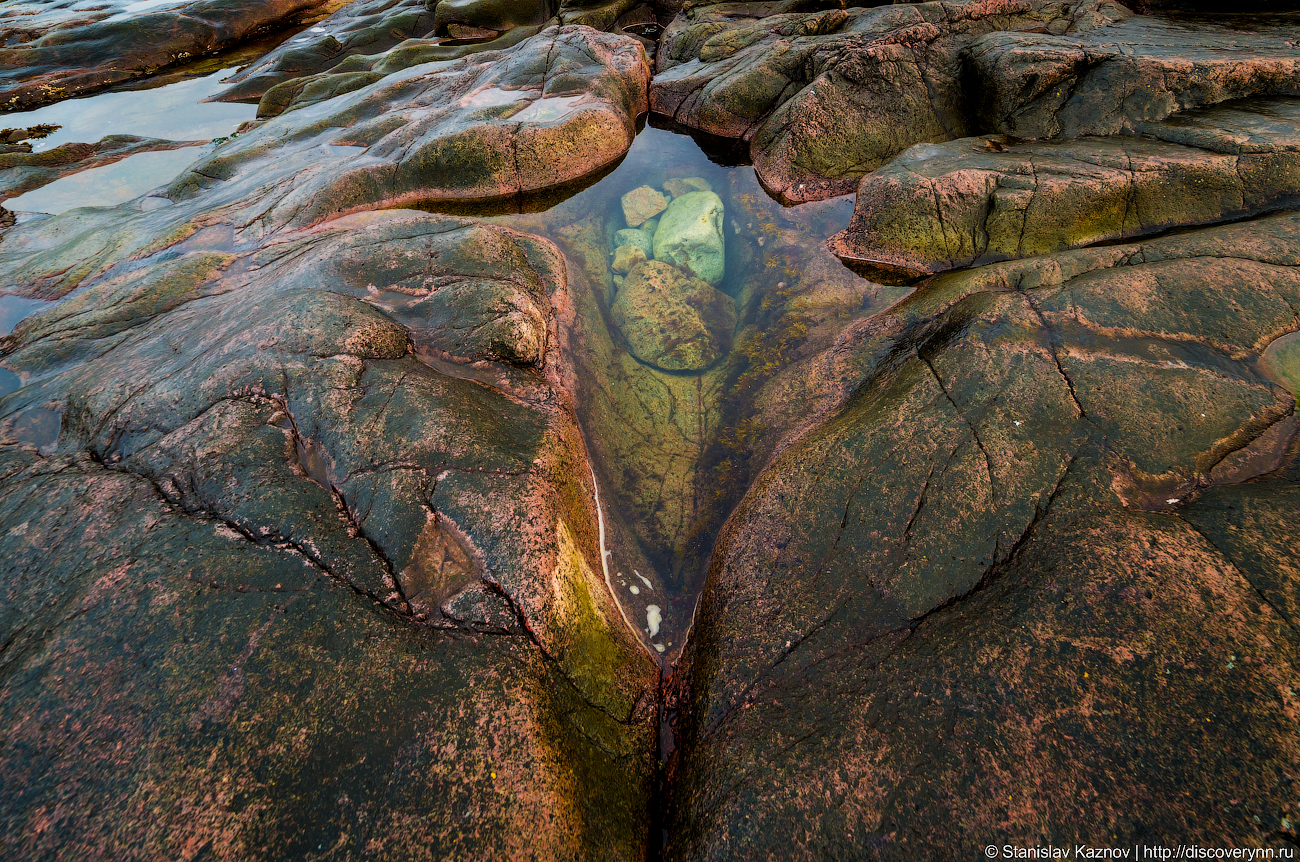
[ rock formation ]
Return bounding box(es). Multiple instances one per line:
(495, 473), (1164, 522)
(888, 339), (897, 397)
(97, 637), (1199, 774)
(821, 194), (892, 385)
(1, 0), (1299, 858)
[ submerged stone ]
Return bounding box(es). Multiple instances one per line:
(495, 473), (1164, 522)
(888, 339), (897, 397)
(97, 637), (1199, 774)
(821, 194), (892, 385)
(653, 190), (726, 285)
(612, 243), (648, 274)
(621, 184), (668, 226)
(663, 176), (713, 198)
(614, 227), (654, 257)
(612, 259), (736, 372)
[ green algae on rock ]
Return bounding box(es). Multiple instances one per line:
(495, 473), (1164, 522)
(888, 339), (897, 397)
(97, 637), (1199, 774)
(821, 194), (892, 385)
(968, 12), (1300, 140)
(829, 97), (1300, 279)
(190, 26), (650, 217)
(665, 210), (1300, 860)
(612, 259), (737, 372)
(652, 0), (1131, 202)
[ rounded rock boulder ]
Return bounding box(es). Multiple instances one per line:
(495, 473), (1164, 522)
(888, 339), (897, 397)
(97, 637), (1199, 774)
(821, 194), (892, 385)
(611, 259), (736, 372)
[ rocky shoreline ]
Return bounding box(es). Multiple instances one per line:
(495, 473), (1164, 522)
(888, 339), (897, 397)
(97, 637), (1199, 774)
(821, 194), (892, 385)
(1, 0), (1299, 858)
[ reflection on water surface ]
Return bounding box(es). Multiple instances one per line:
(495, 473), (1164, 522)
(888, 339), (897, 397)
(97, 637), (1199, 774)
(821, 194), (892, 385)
(0, 68), (255, 151)
(8, 147), (207, 214)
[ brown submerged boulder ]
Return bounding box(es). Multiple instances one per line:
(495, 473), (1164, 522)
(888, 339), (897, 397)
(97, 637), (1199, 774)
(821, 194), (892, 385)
(612, 259), (737, 372)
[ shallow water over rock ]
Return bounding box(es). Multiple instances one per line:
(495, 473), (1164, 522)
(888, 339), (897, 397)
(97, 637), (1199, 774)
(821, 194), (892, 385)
(0, 67), (255, 151)
(424, 121), (906, 655)
(8, 147), (208, 214)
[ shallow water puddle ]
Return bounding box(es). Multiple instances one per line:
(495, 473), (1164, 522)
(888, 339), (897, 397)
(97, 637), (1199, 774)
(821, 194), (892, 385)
(0, 296), (54, 338)
(422, 121), (903, 658)
(8, 146), (207, 214)
(0, 67), (255, 151)
(0, 65), (257, 333)
(1262, 330), (1300, 394)
(0, 406), (61, 454)
(512, 95), (588, 122)
(103, 0), (188, 21)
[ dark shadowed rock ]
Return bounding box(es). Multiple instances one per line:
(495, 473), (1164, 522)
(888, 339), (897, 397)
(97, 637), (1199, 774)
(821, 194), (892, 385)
(666, 211), (1300, 859)
(0, 0), (331, 110)
(829, 97), (1300, 279)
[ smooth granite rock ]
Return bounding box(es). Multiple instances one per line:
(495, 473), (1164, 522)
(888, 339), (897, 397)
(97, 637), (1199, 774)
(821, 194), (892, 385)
(829, 97), (1300, 279)
(651, 0), (1130, 201)
(665, 210), (1300, 860)
(968, 12), (1300, 140)
(4, 2), (1300, 857)
(0, 207), (659, 859)
(0, 0), (331, 109)
(186, 26), (649, 219)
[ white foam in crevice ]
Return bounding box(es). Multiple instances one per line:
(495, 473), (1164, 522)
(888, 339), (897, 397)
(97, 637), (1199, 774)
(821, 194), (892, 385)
(589, 465), (645, 648)
(634, 571), (653, 590)
(646, 605), (661, 638)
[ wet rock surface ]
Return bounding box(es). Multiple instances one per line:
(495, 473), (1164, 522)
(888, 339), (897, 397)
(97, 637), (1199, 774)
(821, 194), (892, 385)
(830, 97), (1300, 278)
(0, 0), (332, 109)
(2, 0), (1300, 858)
(968, 12), (1300, 139)
(652, 0), (1131, 202)
(665, 211), (1300, 859)
(0, 207), (658, 859)
(214, 0), (653, 105)
(231, 25), (648, 208)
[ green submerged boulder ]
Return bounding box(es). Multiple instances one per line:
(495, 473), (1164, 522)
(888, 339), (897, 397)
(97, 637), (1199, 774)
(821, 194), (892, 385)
(653, 190), (726, 286)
